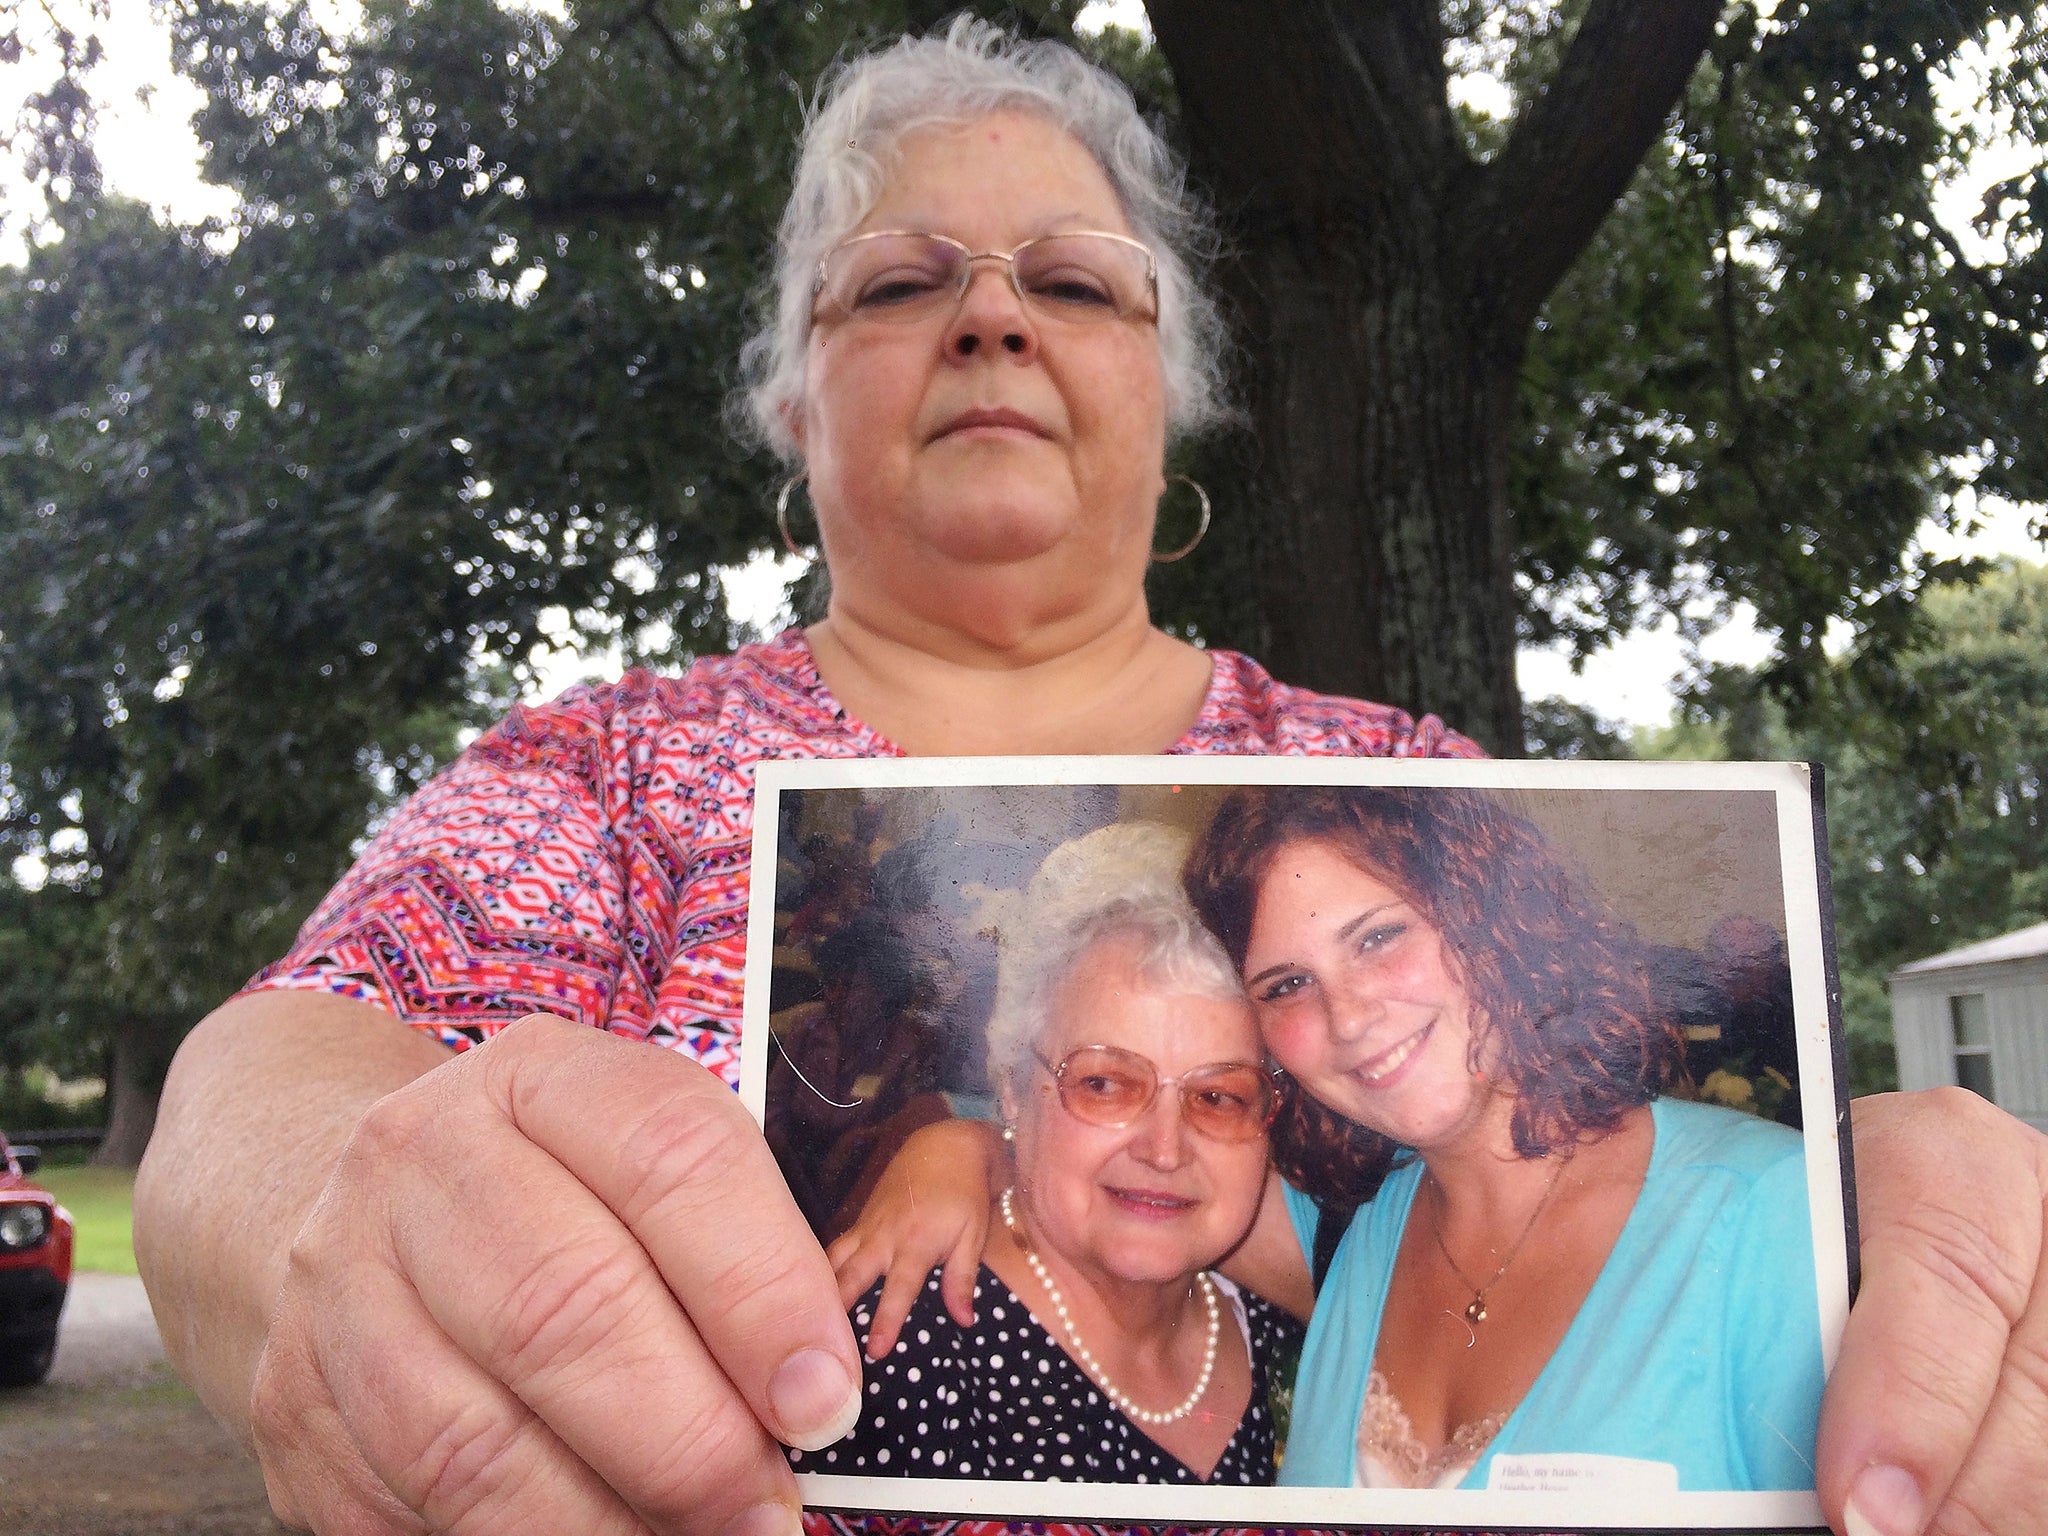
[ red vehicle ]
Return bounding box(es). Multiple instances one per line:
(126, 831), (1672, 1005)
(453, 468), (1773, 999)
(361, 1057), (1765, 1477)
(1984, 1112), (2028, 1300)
(0, 1131), (74, 1387)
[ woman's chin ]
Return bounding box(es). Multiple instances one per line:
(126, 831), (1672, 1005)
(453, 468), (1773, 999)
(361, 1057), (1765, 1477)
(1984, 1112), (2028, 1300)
(1080, 1226), (1236, 1289)
(917, 509), (1077, 567)
(1096, 1254), (1216, 1289)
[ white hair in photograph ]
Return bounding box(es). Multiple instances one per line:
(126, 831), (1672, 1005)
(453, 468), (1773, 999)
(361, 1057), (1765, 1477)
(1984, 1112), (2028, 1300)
(985, 820), (1246, 1096)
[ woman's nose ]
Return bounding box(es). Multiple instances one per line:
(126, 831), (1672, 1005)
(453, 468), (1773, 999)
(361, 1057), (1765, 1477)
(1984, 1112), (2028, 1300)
(1129, 1089), (1191, 1170)
(945, 266), (1038, 361)
(1324, 987), (1382, 1045)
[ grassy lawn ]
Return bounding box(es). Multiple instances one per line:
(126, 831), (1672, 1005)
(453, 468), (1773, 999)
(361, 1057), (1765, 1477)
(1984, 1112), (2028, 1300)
(33, 1164), (137, 1275)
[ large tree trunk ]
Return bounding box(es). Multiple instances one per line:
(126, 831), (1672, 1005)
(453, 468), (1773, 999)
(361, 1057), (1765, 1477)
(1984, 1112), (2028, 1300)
(1225, 229), (1526, 750)
(1148, 0), (1724, 753)
(91, 1018), (179, 1167)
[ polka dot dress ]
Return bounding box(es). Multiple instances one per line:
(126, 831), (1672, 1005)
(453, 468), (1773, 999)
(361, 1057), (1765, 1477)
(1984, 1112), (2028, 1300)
(789, 1266), (1302, 1485)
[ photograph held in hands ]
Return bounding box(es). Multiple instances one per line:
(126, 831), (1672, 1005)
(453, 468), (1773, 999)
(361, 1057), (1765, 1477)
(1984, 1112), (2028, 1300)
(740, 755), (1853, 1534)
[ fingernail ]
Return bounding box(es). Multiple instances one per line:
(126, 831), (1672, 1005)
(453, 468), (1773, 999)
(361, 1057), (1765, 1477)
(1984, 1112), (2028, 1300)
(718, 1500), (803, 1536)
(1845, 1463), (1924, 1536)
(769, 1348), (861, 1450)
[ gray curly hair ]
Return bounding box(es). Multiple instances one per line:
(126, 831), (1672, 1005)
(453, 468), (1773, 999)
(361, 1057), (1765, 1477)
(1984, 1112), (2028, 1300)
(986, 821), (1248, 1100)
(735, 17), (1232, 461)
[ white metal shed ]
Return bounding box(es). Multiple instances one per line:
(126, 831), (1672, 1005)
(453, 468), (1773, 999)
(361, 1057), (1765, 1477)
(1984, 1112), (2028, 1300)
(1890, 920), (2048, 1130)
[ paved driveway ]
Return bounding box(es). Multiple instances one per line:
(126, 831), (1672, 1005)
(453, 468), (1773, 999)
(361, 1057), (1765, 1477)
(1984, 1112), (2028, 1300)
(50, 1271), (169, 1386)
(0, 1273), (283, 1533)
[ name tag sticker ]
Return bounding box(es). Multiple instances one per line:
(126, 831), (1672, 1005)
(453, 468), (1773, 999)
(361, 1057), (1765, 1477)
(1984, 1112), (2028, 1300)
(1487, 1453), (1680, 1496)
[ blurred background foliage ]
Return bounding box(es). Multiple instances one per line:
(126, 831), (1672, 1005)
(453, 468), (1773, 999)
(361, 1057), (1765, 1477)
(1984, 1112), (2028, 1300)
(1632, 562), (2048, 1095)
(0, 0), (2044, 1152)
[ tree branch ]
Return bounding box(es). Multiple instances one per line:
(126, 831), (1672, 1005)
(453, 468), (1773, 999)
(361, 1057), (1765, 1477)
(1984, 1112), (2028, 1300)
(630, 0), (697, 82)
(1469, 0), (1721, 333)
(1145, 0), (1462, 227)
(1927, 214), (2035, 331)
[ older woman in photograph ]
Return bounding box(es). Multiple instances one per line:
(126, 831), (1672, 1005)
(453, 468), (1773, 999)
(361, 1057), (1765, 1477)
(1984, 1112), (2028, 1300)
(131, 18), (2048, 1536)
(797, 823), (1297, 1484)
(1184, 785), (1822, 1490)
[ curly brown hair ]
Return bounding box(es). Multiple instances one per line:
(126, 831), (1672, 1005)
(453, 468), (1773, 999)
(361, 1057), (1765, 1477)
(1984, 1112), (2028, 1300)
(1184, 786), (1686, 1206)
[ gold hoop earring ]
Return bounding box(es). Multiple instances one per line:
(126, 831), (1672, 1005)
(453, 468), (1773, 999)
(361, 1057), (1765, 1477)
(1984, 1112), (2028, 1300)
(776, 473), (818, 560)
(1150, 475), (1211, 563)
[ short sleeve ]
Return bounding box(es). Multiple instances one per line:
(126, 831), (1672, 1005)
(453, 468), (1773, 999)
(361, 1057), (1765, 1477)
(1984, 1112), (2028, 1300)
(243, 681), (661, 1052)
(1179, 652), (1489, 759)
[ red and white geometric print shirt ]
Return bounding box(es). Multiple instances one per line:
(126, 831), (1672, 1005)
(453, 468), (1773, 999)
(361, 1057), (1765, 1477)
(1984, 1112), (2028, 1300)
(247, 629), (1482, 1076)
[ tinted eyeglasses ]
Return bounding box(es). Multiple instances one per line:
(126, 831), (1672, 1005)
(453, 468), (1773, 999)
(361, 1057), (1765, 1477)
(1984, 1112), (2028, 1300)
(1034, 1045), (1278, 1143)
(813, 230), (1159, 326)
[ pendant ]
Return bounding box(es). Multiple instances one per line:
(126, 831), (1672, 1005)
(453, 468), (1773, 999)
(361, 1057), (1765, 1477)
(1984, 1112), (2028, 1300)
(1464, 1296), (1487, 1325)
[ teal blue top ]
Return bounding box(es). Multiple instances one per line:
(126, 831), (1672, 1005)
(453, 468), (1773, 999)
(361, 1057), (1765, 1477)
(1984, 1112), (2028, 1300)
(1278, 1098), (1824, 1491)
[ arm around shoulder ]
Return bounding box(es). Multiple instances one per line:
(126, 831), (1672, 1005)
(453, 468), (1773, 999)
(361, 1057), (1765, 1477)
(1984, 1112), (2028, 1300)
(1214, 1167), (1315, 1322)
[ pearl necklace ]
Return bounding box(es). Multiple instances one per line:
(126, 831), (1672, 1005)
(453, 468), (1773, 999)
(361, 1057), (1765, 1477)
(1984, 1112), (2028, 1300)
(999, 1186), (1220, 1427)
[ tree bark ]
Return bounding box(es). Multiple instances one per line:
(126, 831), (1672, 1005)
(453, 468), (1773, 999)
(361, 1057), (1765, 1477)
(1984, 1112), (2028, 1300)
(93, 1019), (179, 1167)
(1148, 0), (1723, 751)
(1222, 218), (1527, 751)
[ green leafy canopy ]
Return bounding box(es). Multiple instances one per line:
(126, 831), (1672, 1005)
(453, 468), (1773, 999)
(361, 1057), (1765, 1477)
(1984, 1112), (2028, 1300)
(2, 1), (2044, 1144)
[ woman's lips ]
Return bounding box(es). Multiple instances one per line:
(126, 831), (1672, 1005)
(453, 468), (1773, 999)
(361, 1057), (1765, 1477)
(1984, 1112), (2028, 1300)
(935, 406), (1050, 439)
(1104, 1187), (1198, 1220)
(1351, 1021), (1433, 1087)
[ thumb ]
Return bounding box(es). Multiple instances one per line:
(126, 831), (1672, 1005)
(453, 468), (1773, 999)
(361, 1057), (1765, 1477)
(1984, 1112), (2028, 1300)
(1815, 1090), (2048, 1536)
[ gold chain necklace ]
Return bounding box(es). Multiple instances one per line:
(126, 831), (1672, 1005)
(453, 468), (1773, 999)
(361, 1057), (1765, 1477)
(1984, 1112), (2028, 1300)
(1424, 1154), (1571, 1329)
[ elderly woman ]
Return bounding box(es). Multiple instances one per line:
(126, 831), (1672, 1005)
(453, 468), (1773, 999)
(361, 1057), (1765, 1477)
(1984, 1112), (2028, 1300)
(129, 20), (2048, 1536)
(795, 823), (1297, 1484)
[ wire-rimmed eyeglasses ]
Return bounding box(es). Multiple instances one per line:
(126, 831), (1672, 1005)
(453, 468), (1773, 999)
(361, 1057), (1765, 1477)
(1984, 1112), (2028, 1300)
(813, 230), (1159, 326)
(1033, 1045), (1278, 1142)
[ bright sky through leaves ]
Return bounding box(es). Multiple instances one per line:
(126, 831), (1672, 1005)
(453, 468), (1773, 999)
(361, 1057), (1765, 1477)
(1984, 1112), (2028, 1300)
(5, 0), (2041, 728)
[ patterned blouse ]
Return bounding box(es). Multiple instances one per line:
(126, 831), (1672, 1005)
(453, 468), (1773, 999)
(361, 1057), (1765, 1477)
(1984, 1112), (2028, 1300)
(247, 629), (1479, 1068)
(245, 628), (1500, 1536)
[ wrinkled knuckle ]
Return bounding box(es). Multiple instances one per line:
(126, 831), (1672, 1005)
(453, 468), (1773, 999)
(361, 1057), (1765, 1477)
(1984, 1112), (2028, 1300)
(491, 1012), (593, 1077)
(1878, 1199), (2037, 1328)
(1936, 1484), (2015, 1536)
(1998, 1326), (2048, 1431)
(1853, 1310), (1996, 1424)
(249, 1370), (299, 1468)
(1887, 1087), (2043, 1178)
(348, 1084), (446, 1169)
(250, 1329), (318, 1456)
(394, 1402), (531, 1524)
(494, 1235), (653, 1384)
(611, 1092), (756, 1228)
(627, 1393), (766, 1520)
(1920, 1084), (2006, 1128)
(708, 1225), (810, 1319)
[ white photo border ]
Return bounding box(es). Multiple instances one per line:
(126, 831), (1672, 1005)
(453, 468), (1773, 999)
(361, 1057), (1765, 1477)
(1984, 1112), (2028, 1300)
(740, 755), (1850, 1534)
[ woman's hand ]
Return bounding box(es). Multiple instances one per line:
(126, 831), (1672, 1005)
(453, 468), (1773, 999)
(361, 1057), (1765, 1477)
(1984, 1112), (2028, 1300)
(825, 1117), (1006, 1359)
(140, 1002), (861, 1536)
(1818, 1089), (2048, 1536)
